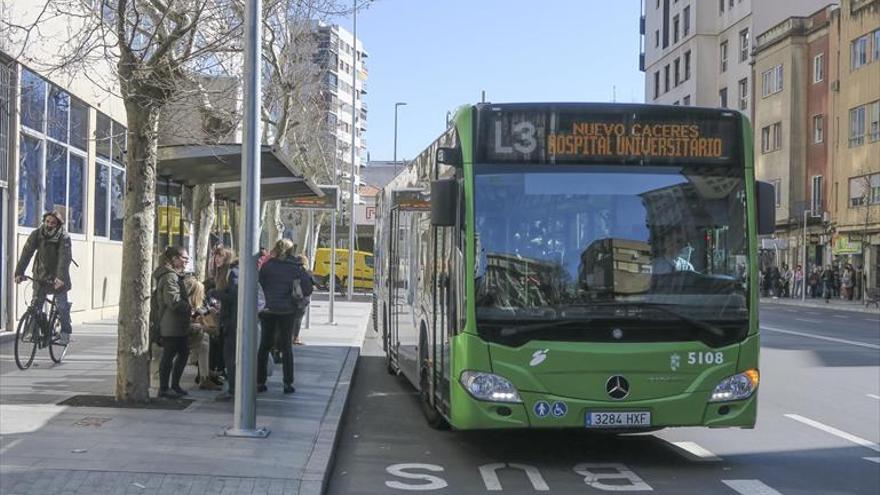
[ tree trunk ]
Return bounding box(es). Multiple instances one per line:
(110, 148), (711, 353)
(192, 183), (216, 281)
(265, 200), (284, 248)
(116, 104), (160, 403)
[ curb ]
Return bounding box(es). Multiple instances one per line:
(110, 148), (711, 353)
(761, 298), (880, 315)
(298, 345), (360, 495)
(0, 330), (13, 344)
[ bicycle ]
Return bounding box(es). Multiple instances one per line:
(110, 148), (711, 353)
(14, 276), (70, 370)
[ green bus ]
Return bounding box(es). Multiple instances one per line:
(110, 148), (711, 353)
(374, 103), (775, 430)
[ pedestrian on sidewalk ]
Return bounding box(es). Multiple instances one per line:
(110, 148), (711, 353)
(842, 264), (855, 301)
(809, 267), (820, 298)
(292, 254), (316, 346)
(793, 265), (804, 299)
(210, 247), (239, 401)
(781, 264), (792, 298)
(822, 266), (834, 303)
(185, 276), (221, 391)
(769, 266), (781, 298)
(257, 239), (312, 394)
(154, 246), (193, 399)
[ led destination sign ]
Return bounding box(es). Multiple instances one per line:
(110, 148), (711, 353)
(478, 107), (740, 165)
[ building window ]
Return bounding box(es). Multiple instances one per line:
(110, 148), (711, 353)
(813, 115), (824, 143)
(874, 29), (880, 63)
(683, 6), (690, 36)
(738, 78), (748, 110)
(17, 68), (87, 233)
(683, 95), (691, 106)
(720, 41), (728, 72)
(719, 87), (728, 108)
(869, 100), (880, 142)
(674, 58), (681, 86)
(684, 50), (691, 80)
(664, 64), (670, 93)
(739, 29), (750, 62)
(849, 176), (876, 207)
(772, 179), (782, 207)
(94, 111), (126, 240)
(849, 105), (866, 147)
(811, 176), (823, 213)
(851, 35), (869, 70)
(762, 64), (783, 97)
(873, 174), (880, 205)
(719, 0), (725, 14)
(654, 71), (660, 99)
(813, 53), (825, 83)
(655, 30), (660, 48)
(761, 122), (782, 153)
(673, 15), (680, 44)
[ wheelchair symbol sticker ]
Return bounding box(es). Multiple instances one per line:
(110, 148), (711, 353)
(552, 401), (567, 417)
(534, 401), (550, 418)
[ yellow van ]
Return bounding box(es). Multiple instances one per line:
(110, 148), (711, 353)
(313, 248), (374, 292)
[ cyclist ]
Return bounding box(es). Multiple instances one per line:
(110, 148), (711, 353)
(14, 211), (73, 345)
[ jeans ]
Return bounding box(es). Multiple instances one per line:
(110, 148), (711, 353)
(223, 325), (237, 393)
(54, 291), (72, 335)
(159, 336), (190, 391)
(257, 313), (295, 387)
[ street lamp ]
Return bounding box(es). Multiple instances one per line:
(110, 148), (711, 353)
(394, 102), (407, 174)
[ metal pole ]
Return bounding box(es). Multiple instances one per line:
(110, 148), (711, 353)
(305, 209), (313, 329)
(394, 102), (406, 175)
(329, 155), (338, 324)
(347, 0), (358, 301)
(802, 209), (808, 302)
(226, 0), (268, 439)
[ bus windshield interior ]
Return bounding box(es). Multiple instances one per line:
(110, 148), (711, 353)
(473, 164), (749, 341)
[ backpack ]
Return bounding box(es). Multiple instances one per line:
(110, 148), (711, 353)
(149, 274), (163, 347)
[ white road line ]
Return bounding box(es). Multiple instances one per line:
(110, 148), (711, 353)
(868, 394), (880, 400)
(670, 441), (723, 462)
(794, 318), (821, 324)
(832, 315), (848, 319)
(785, 414), (880, 453)
(761, 326), (880, 350)
(722, 479), (783, 495)
(864, 457), (880, 464)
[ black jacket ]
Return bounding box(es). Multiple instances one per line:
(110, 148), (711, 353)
(210, 261), (240, 332)
(259, 256), (314, 314)
(15, 226), (73, 292)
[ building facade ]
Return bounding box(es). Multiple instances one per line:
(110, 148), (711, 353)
(753, 6), (834, 271)
(315, 23), (369, 207)
(641, 0), (833, 112)
(828, 0), (880, 291)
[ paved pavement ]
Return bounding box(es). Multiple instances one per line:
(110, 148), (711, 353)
(0, 295), (372, 495)
(327, 305), (880, 495)
(759, 295), (880, 314)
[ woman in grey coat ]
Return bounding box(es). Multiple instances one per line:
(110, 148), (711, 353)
(153, 246), (192, 399)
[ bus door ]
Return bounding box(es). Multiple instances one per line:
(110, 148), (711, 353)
(388, 207), (400, 369)
(433, 223), (454, 413)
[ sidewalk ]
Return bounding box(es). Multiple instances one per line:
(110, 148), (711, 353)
(760, 295), (880, 314)
(0, 296), (372, 495)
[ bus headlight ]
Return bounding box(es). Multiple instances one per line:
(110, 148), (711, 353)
(460, 371), (523, 403)
(709, 369), (759, 402)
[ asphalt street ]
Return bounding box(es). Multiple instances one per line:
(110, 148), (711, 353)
(327, 303), (880, 495)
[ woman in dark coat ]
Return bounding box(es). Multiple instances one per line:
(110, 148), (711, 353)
(257, 239), (314, 394)
(210, 247), (239, 400)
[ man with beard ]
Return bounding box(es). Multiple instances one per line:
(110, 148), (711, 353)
(14, 211), (74, 345)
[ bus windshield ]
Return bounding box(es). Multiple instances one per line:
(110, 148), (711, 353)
(473, 164), (749, 342)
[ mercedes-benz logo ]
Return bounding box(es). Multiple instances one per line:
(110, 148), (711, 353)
(606, 375), (630, 400)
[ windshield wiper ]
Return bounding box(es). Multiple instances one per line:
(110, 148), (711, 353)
(484, 318), (599, 338)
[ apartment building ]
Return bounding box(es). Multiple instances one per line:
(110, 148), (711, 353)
(641, 0), (832, 112)
(753, 6), (835, 270)
(315, 23), (369, 207)
(828, 0), (880, 290)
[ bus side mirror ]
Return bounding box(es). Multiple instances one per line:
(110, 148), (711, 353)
(436, 147), (462, 167)
(431, 178), (457, 226)
(756, 181), (776, 236)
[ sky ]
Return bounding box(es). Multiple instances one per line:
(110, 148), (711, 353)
(336, 0), (645, 163)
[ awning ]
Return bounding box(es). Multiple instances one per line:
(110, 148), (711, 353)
(157, 144), (323, 201)
(215, 177), (318, 202)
